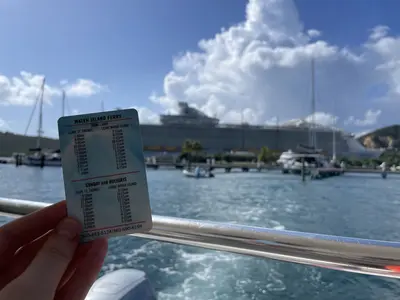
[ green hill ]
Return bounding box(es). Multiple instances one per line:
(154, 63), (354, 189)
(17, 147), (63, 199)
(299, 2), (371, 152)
(0, 131), (59, 157)
(357, 125), (400, 149)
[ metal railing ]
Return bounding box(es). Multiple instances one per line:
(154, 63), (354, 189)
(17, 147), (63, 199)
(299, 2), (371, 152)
(1, 197), (400, 278)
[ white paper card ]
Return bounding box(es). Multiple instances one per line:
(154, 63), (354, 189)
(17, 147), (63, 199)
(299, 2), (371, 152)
(58, 109), (152, 242)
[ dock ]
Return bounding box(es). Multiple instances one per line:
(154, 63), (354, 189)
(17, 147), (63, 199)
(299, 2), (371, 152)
(144, 162), (394, 179)
(145, 162), (274, 172)
(0, 158), (394, 179)
(310, 168), (344, 180)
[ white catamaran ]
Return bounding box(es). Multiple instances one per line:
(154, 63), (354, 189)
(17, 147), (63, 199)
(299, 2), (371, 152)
(277, 58), (332, 173)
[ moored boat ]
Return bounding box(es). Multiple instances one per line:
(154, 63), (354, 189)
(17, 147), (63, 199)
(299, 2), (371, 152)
(183, 167), (214, 178)
(24, 78), (62, 168)
(24, 150), (62, 167)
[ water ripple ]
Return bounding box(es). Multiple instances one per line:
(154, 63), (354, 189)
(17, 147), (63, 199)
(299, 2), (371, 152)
(1, 165), (400, 299)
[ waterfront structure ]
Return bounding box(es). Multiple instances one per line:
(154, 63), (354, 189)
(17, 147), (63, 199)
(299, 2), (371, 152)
(140, 102), (383, 158)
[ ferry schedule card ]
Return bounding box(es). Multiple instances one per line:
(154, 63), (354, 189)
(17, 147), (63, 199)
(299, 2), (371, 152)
(58, 109), (152, 242)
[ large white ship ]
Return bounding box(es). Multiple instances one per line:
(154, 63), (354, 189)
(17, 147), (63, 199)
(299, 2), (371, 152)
(140, 102), (383, 158)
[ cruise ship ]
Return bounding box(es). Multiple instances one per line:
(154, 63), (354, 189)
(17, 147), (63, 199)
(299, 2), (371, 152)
(140, 102), (383, 158)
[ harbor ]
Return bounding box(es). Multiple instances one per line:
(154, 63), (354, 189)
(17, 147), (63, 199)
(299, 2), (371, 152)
(3, 0), (400, 298)
(0, 60), (389, 181)
(1, 164), (400, 299)
(145, 162), (390, 176)
(1, 107), (399, 300)
(1, 155), (396, 177)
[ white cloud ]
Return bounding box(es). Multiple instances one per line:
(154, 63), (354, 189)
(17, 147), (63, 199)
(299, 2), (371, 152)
(354, 130), (373, 139)
(369, 25), (389, 41)
(0, 71), (59, 106)
(62, 79), (107, 98)
(307, 29), (321, 38)
(5, 0), (400, 134)
(265, 116), (279, 125)
(305, 111), (338, 126)
(145, 0), (400, 129)
(0, 118), (10, 131)
(345, 109), (382, 126)
(131, 106), (160, 124)
(0, 72), (106, 106)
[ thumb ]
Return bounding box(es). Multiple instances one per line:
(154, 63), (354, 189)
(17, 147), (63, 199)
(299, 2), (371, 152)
(18, 218), (82, 297)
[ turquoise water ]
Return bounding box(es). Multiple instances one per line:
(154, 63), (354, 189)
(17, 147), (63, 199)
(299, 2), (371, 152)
(1, 164), (400, 299)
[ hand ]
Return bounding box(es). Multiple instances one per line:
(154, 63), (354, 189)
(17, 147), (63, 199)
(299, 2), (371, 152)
(0, 201), (108, 300)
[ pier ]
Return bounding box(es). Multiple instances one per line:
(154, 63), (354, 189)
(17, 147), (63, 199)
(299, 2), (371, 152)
(145, 162), (275, 172)
(143, 161), (395, 180)
(145, 161), (387, 173)
(0, 158), (393, 178)
(310, 168), (344, 179)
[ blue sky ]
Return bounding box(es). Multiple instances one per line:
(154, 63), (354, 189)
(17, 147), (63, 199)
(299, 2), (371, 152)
(1, 0), (400, 138)
(296, 0), (400, 46)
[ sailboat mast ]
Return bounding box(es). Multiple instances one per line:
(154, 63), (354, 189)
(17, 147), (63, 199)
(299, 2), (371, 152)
(332, 123), (336, 159)
(311, 58), (316, 149)
(62, 90), (66, 117)
(36, 77), (45, 149)
(101, 100), (104, 112)
(332, 98), (336, 160)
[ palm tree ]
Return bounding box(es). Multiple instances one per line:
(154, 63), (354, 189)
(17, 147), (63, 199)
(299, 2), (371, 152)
(182, 139), (203, 153)
(182, 139), (194, 153)
(258, 146), (271, 163)
(192, 141), (203, 152)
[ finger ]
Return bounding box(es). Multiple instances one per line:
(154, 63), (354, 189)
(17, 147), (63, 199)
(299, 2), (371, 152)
(56, 238), (108, 300)
(14, 218), (82, 299)
(0, 201), (67, 266)
(3, 230), (92, 291)
(57, 240), (101, 290)
(0, 231), (52, 289)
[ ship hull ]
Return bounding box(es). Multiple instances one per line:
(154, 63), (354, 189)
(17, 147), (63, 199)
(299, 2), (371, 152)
(23, 157), (62, 167)
(139, 124), (379, 157)
(23, 155), (62, 167)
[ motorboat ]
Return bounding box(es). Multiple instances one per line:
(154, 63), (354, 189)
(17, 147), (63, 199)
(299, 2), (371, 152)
(183, 167), (214, 178)
(85, 268), (156, 299)
(24, 150), (62, 167)
(277, 147), (330, 175)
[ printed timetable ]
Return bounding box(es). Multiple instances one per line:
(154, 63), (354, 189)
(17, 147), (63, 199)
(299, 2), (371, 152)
(58, 109), (153, 242)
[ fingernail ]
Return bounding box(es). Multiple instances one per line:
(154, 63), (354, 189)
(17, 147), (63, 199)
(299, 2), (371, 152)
(56, 218), (82, 240)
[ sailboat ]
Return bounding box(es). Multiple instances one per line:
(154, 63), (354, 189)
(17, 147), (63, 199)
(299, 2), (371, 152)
(278, 58), (330, 173)
(298, 58), (322, 153)
(24, 78), (62, 167)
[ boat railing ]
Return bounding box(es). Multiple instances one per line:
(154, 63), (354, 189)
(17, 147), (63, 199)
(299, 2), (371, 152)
(1, 197), (400, 278)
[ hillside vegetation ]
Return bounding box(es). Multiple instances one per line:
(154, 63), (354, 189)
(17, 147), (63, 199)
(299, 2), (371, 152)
(357, 125), (400, 149)
(0, 132), (59, 157)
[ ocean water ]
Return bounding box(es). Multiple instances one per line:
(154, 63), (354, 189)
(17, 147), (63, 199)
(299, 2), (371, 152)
(1, 164), (400, 299)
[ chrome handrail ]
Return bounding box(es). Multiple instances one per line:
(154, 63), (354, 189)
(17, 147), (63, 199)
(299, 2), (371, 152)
(1, 197), (400, 278)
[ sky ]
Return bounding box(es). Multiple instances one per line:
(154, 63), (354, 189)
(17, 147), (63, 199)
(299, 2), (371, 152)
(1, 0), (400, 138)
